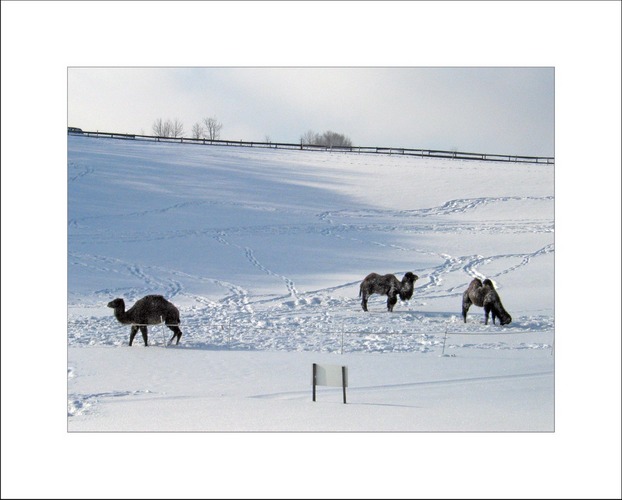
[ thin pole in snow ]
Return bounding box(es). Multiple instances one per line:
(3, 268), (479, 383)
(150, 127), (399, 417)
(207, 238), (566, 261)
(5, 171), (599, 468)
(312, 363), (317, 402)
(161, 316), (167, 347)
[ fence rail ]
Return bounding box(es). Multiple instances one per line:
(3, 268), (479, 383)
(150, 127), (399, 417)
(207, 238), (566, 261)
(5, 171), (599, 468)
(69, 129), (554, 165)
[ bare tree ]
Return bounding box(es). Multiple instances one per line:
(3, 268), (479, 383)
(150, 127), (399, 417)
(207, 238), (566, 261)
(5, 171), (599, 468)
(152, 118), (184, 138)
(152, 118), (169, 137)
(319, 130), (352, 148)
(192, 122), (205, 139)
(300, 129), (352, 148)
(170, 119), (184, 138)
(203, 117), (223, 140)
(300, 130), (319, 145)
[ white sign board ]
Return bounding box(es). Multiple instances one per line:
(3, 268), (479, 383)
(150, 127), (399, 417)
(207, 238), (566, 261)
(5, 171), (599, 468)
(313, 364), (348, 387)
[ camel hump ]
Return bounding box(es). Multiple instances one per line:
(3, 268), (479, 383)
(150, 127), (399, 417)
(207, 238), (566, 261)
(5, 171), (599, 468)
(482, 279), (495, 289)
(142, 294), (167, 301)
(133, 295), (179, 316)
(139, 294), (174, 307)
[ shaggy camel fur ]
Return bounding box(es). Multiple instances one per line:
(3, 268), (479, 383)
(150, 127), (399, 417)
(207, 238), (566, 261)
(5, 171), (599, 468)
(462, 278), (512, 325)
(359, 272), (419, 312)
(107, 294), (183, 346)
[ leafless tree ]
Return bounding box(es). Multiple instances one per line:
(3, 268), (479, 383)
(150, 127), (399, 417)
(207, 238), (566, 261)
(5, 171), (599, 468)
(203, 117), (223, 140)
(300, 130), (319, 145)
(192, 122), (205, 139)
(152, 118), (169, 137)
(170, 119), (184, 138)
(300, 129), (352, 148)
(152, 118), (184, 138)
(318, 130), (352, 148)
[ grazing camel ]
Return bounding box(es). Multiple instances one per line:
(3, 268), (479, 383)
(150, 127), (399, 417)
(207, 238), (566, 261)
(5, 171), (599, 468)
(359, 272), (419, 312)
(462, 278), (512, 325)
(107, 295), (183, 346)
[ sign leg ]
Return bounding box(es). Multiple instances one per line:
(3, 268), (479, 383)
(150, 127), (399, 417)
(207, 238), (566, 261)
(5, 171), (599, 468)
(312, 363), (317, 402)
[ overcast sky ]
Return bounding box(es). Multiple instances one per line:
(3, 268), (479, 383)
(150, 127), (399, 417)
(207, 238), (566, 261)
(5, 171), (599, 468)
(68, 66), (554, 157)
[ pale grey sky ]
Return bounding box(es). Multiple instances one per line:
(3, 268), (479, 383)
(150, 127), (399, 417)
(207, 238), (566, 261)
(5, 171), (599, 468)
(68, 66), (554, 157)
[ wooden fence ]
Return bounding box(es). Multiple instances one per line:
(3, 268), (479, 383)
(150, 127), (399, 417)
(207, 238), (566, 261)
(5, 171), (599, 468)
(69, 129), (555, 165)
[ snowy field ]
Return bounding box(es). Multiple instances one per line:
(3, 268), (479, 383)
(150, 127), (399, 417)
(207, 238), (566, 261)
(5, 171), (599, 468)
(67, 134), (555, 434)
(59, 133), (622, 499)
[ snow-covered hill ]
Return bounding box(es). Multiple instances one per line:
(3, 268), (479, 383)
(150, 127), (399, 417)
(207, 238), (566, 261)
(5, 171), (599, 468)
(64, 134), (560, 498)
(68, 135), (554, 354)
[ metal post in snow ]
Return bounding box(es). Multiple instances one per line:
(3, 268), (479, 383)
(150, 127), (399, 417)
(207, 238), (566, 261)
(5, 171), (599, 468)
(161, 316), (167, 347)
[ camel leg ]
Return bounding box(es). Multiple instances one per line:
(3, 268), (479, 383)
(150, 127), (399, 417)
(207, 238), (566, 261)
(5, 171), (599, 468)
(387, 293), (398, 312)
(129, 325), (139, 346)
(462, 297), (472, 323)
(361, 293), (369, 312)
(484, 305), (491, 325)
(139, 325), (149, 346)
(167, 325), (182, 345)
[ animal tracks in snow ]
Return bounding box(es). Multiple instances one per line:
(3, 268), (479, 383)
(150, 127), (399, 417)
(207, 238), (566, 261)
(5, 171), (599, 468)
(68, 140), (553, 354)
(67, 389), (155, 417)
(244, 247), (299, 300)
(318, 196), (554, 237)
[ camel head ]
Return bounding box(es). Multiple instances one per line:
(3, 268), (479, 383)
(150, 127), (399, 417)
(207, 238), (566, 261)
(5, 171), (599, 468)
(497, 309), (512, 326)
(402, 272), (419, 285)
(398, 272), (419, 301)
(107, 298), (125, 310)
